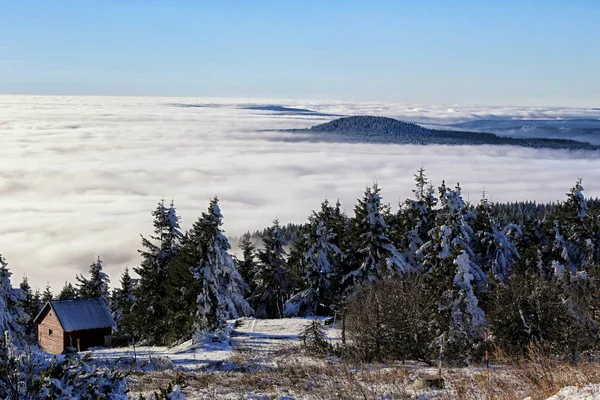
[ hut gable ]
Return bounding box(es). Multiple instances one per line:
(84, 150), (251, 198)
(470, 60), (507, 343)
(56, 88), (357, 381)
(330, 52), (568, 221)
(34, 297), (115, 354)
(35, 306), (65, 354)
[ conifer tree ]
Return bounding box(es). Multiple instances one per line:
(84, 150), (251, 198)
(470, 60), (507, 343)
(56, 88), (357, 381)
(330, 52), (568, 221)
(164, 231), (202, 344)
(286, 227), (311, 297)
(76, 256), (110, 302)
(346, 183), (412, 287)
(284, 214), (340, 317)
(394, 168), (438, 269)
(133, 199), (182, 344)
(32, 288), (41, 310)
(57, 281), (78, 300)
(314, 199), (349, 293)
(236, 233), (257, 296)
(0, 255), (27, 348)
(111, 268), (136, 337)
(18, 277), (32, 311)
(476, 194), (521, 285)
(549, 180), (597, 279)
(190, 197), (252, 341)
(18, 276), (39, 341)
(41, 283), (53, 304)
(419, 183), (486, 358)
(250, 220), (291, 319)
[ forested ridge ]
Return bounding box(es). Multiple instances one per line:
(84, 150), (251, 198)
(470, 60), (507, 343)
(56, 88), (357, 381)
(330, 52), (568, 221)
(286, 116), (600, 150)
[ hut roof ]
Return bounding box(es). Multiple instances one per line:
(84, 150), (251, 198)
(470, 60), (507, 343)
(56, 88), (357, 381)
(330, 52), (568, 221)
(34, 297), (115, 332)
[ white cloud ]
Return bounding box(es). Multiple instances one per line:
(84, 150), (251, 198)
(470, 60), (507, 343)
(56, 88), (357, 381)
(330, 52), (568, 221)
(0, 95), (599, 292)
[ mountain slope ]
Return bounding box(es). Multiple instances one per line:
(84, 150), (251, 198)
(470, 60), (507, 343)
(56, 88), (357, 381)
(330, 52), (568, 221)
(286, 116), (600, 150)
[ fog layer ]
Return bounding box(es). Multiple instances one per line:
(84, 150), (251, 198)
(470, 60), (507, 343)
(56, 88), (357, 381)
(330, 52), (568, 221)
(1, 95), (599, 290)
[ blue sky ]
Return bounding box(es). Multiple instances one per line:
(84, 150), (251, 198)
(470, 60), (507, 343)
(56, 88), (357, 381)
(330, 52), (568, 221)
(0, 0), (598, 106)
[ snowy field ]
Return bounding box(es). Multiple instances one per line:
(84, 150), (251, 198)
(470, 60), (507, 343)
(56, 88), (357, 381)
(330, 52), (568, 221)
(2, 95), (600, 293)
(77, 318), (600, 399)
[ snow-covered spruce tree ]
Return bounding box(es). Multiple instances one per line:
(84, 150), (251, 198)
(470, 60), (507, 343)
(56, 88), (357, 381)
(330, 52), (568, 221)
(549, 180), (597, 280)
(0, 254), (27, 348)
(475, 194), (521, 286)
(134, 199), (182, 344)
(287, 200), (352, 315)
(393, 168), (438, 269)
(313, 199), (349, 294)
(547, 180), (600, 361)
(284, 213), (340, 317)
(76, 255), (110, 302)
(57, 281), (78, 300)
(236, 233), (257, 297)
(190, 197), (252, 342)
(346, 183), (413, 287)
(419, 182), (486, 361)
(250, 220), (292, 319)
(285, 199), (346, 314)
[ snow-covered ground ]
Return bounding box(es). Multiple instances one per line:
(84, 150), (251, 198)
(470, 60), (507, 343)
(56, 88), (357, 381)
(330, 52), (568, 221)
(550, 385), (600, 399)
(89, 317), (340, 370)
(84, 318), (599, 399)
(527, 385), (600, 400)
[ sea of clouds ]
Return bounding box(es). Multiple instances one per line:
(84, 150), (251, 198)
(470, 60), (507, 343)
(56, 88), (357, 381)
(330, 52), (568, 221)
(1, 95), (600, 291)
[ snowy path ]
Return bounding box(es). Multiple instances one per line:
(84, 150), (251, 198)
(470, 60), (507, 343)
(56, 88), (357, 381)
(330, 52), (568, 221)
(231, 318), (312, 353)
(89, 317), (340, 370)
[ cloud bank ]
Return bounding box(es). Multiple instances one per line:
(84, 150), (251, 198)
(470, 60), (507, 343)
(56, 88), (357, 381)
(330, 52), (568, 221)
(1, 95), (599, 292)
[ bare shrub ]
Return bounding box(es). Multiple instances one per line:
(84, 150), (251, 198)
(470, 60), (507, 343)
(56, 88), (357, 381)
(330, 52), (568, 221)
(345, 274), (438, 363)
(488, 272), (600, 361)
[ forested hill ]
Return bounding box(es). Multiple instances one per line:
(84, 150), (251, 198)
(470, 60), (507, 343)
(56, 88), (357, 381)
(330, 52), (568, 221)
(287, 116), (600, 150)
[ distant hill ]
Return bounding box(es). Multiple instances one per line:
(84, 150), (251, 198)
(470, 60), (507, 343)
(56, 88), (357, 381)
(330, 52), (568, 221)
(240, 104), (341, 117)
(285, 116), (600, 150)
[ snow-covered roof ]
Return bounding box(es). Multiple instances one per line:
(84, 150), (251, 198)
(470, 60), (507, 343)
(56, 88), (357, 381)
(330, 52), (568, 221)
(34, 297), (115, 332)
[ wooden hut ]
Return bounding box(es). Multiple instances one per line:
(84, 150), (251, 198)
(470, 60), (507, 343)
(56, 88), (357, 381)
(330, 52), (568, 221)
(33, 297), (115, 354)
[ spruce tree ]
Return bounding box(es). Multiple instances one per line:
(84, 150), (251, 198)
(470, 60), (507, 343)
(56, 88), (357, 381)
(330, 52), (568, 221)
(164, 232), (202, 344)
(250, 220), (291, 319)
(549, 180), (597, 280)
(236, 233), (257, 297)
(57, 281), (78, 300)
(111, 268), (136, 338)
(76, 256), (110, 302)
(419, 182), (486, 359)
(18, 277), (33, 312)
(285, 226), (311, 298)
(133, 199), (182, 344)
(313, 199), (349, 295)
(284, 209), (341, 317)
(32, 289), (42, 315)
(41, 283), (53, 304)
(394, 168), (438, 269)
(190, 197), (252, 341)
(476, 194), (521, 285)
(18, 276), (38, 341)
(346, 183), (412, 287)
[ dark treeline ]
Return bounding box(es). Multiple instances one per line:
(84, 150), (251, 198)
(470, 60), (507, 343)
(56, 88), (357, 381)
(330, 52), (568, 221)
(241, 223), (305, 247)
(289, 116), (600, 150)
(5, 168), (600, 364)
